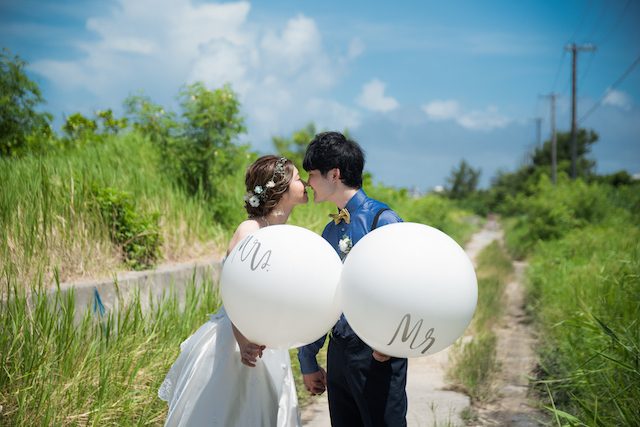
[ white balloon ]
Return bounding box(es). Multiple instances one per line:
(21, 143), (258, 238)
(221, 224), (342, 349)
(340, 222), (477, 358)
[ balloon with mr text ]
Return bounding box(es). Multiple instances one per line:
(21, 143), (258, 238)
(340, 222), (478, 358)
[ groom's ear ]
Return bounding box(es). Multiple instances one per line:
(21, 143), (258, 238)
(331, 168), (341, 182)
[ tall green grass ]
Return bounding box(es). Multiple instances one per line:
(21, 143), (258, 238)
(448, 241), (513, 402)
(0, 134), (236, 288)
(501, 174), (639, 425)
(0, 275), (221, 425)
(526, 218), (639, 426)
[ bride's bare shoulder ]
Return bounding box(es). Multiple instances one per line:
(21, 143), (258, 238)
(235, 219), (261, 235)
(226, 219), (260, 255)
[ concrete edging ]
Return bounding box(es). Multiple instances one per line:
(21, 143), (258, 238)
(54, 258), (222, 321)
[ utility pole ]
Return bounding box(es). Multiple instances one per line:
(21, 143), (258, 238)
(535, 117), (542, 148)
(565, 43), (596, 179)
(541, 93), (558, 184)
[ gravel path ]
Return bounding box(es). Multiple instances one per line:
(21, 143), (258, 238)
(470, 259), (547, 426)
(301, 220), (502, 426)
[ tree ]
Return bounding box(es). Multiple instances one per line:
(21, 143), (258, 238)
(177, 82), (246, 198)
(445, 159), (481, 200)
(0, 48), (52, 157)
(487, 128), (600, 213)
(62, 112), (98, 140)
(271, 124), (355, 171)
(530, 129), (598, 178)
(95, 109), (128, 135)
(124, 92), (178, 149)
(272, 123), (317, 169)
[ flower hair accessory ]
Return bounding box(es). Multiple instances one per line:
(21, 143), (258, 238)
(244, 157), (288, 207)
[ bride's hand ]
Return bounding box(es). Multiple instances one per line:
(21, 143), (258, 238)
(240, 341), (266, 367)
(232, 323), (265, 367)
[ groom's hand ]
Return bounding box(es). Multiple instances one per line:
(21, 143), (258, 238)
(303, 368), (327, 395)
(372, 350), (391, 362)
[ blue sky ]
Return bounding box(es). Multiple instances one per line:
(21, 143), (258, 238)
(2, 0), (639, 190)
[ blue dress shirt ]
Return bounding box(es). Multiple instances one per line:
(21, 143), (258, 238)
(297, 189), (403, 374)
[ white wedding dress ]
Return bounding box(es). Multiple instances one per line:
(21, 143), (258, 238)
(158, 307), (301, 426)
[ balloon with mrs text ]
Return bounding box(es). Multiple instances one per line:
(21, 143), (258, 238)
(221, 224), (343, 349)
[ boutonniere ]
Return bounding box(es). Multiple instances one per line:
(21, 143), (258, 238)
(338, 234), (352, 256)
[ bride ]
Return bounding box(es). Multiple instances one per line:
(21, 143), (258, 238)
(159, 156), (308, 426)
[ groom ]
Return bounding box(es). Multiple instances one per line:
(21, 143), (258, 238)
(298, 132), (408, 427)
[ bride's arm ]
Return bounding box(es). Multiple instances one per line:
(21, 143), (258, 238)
(232, 323), (265, 367)
(226, 219), (266, 367)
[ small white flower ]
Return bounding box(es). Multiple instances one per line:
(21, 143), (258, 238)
(243, 194), (249, 201)
(266, 180), (275, 188)
(248, 195), (260, 207)
(254, 185), (263, 194)
(339, 235), (352, 254)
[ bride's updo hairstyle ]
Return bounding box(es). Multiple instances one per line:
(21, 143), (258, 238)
(244, 155), (294, 217)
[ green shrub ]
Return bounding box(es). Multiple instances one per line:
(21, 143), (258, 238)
(505, 174), (613, 258)
(125, 83), (249, 229)
(400, 193), (477, 244)
(92, 186), (162, 270)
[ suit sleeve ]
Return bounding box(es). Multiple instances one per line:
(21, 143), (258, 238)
(297, 334), (327, 374)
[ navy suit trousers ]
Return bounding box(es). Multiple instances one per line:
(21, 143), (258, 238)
(327, 334), (408, 427)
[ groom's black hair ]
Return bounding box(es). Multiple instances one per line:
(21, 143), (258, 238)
(303, 131), (364, 189)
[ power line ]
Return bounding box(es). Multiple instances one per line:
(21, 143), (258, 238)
(585, 1), (609, 42)
(595, 0), (632, 46)
(568, 0), (593, 43)
(550, 51), (567, 92)
(578, 50), (597, 86)
(550, 0), (594, 94)
(579, 52), (640, 124)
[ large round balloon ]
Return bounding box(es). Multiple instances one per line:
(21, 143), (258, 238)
(340, 222), (477, 358)
(221, 224), (342, 349)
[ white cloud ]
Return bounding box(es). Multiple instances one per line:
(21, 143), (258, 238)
(457, 106), (510, 130)
(422, 100), (460, 120)
(422, 99), (509, 131)
(356, 78), (399, 113)
(347, 37), (365, 59)
(306, 98), (362, 130)
(30, 0), (359, 148)
(603, 89), (633, 111)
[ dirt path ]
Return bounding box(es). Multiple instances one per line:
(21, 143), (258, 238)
(301, 220), (505, 426)
(470, 258), (547, 426)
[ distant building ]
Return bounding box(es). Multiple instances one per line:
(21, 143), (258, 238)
(409, 186), (424, 199)
(432, 185), (444, 194)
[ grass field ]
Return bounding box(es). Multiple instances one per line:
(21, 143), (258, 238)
(1, 135), (479, 425)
